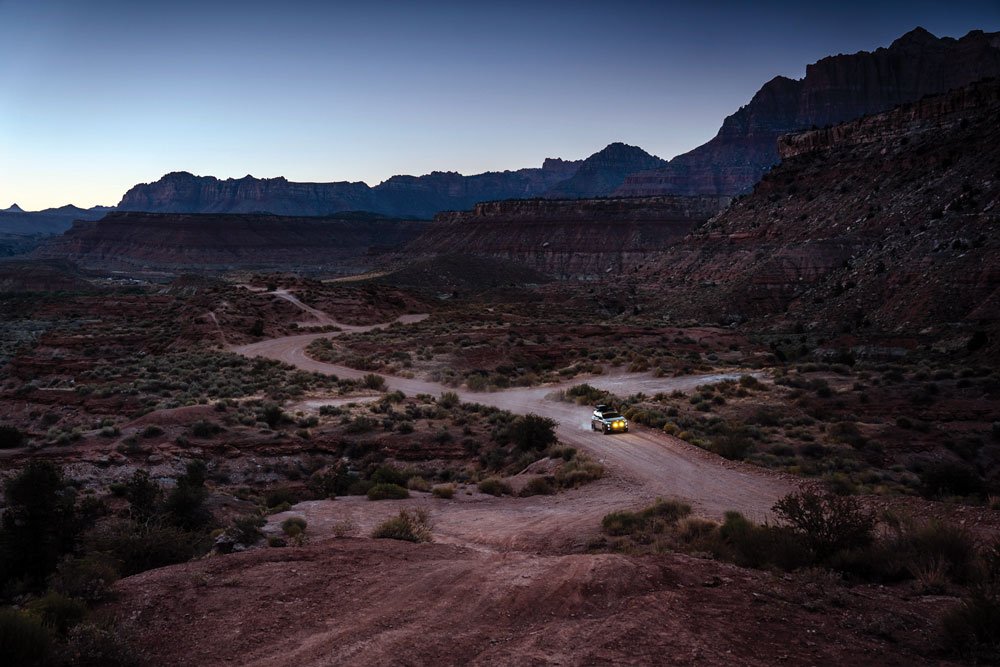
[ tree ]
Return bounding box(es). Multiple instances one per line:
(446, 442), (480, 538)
(124, 470), (161, 523)
(0, 461), (78, 588)
(164, 461), (210, 530)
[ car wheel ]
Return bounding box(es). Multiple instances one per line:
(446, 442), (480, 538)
(602, 425), (609, 434)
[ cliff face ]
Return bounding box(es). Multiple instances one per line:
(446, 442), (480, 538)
(34, 212), (429, 274)
(406, 196), (729, 280)
(617, 28), (1000, 198)
(639, 80), (1000, 338)
(118, 159), (582, 219)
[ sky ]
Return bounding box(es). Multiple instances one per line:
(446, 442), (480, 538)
(1, 0), (999, 210)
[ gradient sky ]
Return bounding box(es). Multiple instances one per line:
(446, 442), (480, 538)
(2, 0), (999, 210)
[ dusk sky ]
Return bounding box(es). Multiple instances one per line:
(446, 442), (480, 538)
(2, 0), (999, 210)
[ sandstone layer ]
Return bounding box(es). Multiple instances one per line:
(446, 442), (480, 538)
(406, 196), (729, 280)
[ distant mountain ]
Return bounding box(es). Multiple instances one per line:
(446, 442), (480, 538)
(617, 27), (1000, 197)
(544, 143), (666, 198)
(117, 158), (583, 219)
(0, 204), (111, 237)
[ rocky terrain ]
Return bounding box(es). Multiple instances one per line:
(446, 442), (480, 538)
(0, 204), (111, 238)
(637, 79), (1000, 351)
(543, 143), (666, 198)
(406, 196), (729, 279)
(32, 212), (429, 275)
(617, 28), (1000, 197)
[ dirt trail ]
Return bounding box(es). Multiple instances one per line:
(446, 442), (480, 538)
(232, 301), (794, 537)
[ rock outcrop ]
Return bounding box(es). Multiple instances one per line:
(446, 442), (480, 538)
(406, 196), (729, 280)
(639, 79), (1000, 340)
(617, 28), (1000, 198)
(34, 212), (429, 275)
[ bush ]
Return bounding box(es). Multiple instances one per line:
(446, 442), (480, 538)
(164, 461), (210, 529)
(281, 516), (307, 538)
(942, 540), (1000, 660)
(438, 391), (460, 409)
(406, 476), (431, 492)
(260, 403), (286, 428)
(0, 425), (26, 449)
(508, 413), (557, 451)
(710, 432), (753, 461)
(372, 509), (432, 542)
(716, 512), (813, 571)
(50, 556), (119, 602)
(362, 374), (386, 390)
(519, 477), (555, 497)
(601, 499), (692, 537)
(123, 470), (161, 522)
(345, 416), (376, 434)
(228, 515), (265, 545)
(366, 483), (409, 501)
(0, 607), (51, 666)
(27, 591), (86, 635)
(188, 420), (221, 438)
(83, 518), (206, 576)
(140, 425), (163, 439)
(477, 478), (512, 497)
(919, 461), (982, 499)
(431, 484), (455, 499)
(773, 489), (875, 559)
(61, 621), (143, 667)
(554, 456), (604, 488)
(371, 466), (409, 487)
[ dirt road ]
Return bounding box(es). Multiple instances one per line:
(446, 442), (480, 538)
(232, 306), (794, 524)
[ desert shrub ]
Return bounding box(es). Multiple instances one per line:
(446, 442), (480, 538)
(281, 516), (307, 538)
(164, 460), (210, 529)
(508, 413), (557, 451)
(260, 403), (286, 428)
(438, 391), (460, 409)
(477, 477), (512, 497)
(431, 484), (455, 499)
(0, 461), (79, 588)
(773, 489), (875, 559)
(228, 515), (265, 545)
(919, 461), (982, 499)
(366, 483), (409, 501)
(362, 374), (386, 390)
(406, 476), (431, 492)
(0, 607), (51, 666)
(371, 509), (432, 542)
(83, 518), (205, 576)
(371, 465), (409, 487)
(140, 425), (163, 438)
(519, 477), (555, 497)
(27, 591), (87, 635)
(710, 432), (753, 461)
(188, 420), (221, 438)
(332, 519), (358, 538)
(555, 456), (604, 488)
(550, 446), (577, 461)
(345, 416), (376, 434)
(123, 470), (161, 522)
(264, 486), (306, 508)
(0, 425), (26, 449)
(602, 499), (691, 537)
(675, 516), (719, 544)
(50, 556), (119, 603)
(941, 540), (1000, 660)
(61, 621), (143, 667)
(716, 512), (812, 570)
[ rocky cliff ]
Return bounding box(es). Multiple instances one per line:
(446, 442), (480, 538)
(34, 212), (429, 275)
(638, 79), (1000, 341)
(617, 28), (1000, 198)
(406, 196), (729, 280)
(118, 159), (582, 219)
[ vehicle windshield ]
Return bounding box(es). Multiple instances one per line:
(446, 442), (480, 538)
(601, 412), (621, 419)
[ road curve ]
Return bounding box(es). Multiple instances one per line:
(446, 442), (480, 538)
(232, 304), (794, 520)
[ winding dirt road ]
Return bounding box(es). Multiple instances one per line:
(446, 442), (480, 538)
(232, 299), (794, 527)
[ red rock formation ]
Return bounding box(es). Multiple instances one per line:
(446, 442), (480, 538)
(617, 28), (1000, 198)
(406, 196), (729, 279)
(639, 80), (1000, 341)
